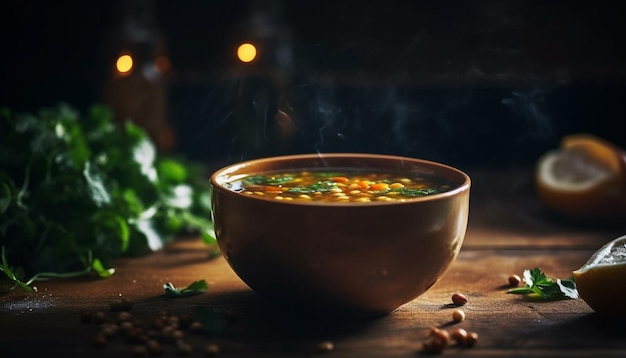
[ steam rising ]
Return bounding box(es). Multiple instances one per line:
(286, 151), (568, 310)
(176, 1), (623, 168)
(194, 77), (565, 168)
(501, 88), (554, 142)
(311, 93), (344, 153)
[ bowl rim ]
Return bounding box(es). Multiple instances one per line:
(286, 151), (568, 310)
(210, 153), (471, 206)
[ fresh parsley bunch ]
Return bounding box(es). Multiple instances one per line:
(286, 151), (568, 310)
(0, 103), (216, 291)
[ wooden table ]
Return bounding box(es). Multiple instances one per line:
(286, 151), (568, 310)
(2, 166), (625, 357)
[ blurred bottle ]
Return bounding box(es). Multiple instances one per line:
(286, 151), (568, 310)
(101, 0), (175, 153)
(227, 0), (297, 159)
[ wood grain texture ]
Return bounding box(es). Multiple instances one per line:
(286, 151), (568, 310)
(2, 167), (625, 357)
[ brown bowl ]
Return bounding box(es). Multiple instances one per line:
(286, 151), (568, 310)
(210, 153), (471, 316)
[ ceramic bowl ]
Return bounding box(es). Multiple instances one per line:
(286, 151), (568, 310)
(210, 153), (471, 316)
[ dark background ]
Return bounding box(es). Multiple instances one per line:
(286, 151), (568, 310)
(2, 0), (626, 169)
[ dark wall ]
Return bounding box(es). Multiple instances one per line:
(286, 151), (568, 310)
(2, 0), (626, 168)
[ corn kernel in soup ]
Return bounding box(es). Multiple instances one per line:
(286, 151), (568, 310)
(225, 169), (453, 203)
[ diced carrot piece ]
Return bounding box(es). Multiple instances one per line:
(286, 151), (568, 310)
(265, 186), (283, 193)
(331, 176), (349, 184)
(357, 181), (370, 189)
(369, 183), (389, 191)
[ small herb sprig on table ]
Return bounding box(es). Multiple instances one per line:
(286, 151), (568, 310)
(507, 267), (578, 300)
(163, 280), (208, 298)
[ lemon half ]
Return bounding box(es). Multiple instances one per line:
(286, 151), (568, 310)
(535, 133), (626, 220)
(573, 234), (626, 314)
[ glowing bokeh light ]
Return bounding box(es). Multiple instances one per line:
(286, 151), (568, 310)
(237, 43), (257, 63)
(116, 54), (134, 74)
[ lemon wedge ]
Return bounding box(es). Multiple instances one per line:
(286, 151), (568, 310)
(573, 234), (626, 314)
(535, 133), (626, 220)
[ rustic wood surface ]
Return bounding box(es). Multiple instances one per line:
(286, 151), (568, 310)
(2, 166), (625, 357)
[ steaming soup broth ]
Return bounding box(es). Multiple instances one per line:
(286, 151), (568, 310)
(225, 169), (453, 203)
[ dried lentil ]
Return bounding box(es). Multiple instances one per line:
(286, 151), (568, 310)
(421, 338), (446, 354)
(450, 328), (468, 344)
(451, 292), (468, 306)
(452, 309), (465, 322)
(508, 274), (521, 287)
(429, 327), (451, 345)
(463, 331), (479, 347)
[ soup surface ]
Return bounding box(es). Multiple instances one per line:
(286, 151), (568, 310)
(224, 169), (453, 203)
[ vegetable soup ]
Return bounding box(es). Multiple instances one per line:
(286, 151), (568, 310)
(224, 169), (454, 203)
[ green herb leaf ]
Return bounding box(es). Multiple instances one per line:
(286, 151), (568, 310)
(507, 267), (578, 300)
(91, 258), (115, 278)
(0, 103), (217, 292)
(390, 187), (441, 197)
(556, 278), (579, 299)
(0, 247), (34, 293)
(163, 279), (209, 298)
(244, 175), (295, 186)
(287, 180), (337, 194)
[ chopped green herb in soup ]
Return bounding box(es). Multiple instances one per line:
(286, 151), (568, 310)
(225, 169), (453, 202)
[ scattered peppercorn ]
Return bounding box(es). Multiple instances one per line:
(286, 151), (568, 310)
(100, 323), (119, 338)
(84, 306), (232, 354)
(205, 343), (220, 356)
(145, 339), (163, 355)
(92, 334), (108, 349)
(188, 321), (204, 333)
(175, 340), (193, 355)
(93, 311), (107, 324)
(108, 297), (135, 311)
(119, 320), (134, 333)
(167, 315), (180, 327)
(131, 344), (148, 356)
(172, 329), (185, 341)
(118, 311), (133, 322)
